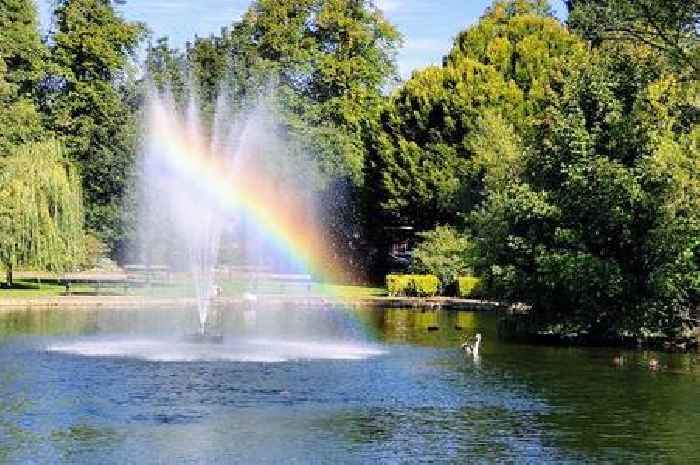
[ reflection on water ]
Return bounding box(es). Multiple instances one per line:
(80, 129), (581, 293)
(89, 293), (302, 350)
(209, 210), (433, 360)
(0, 306), (698, 464)
(359, 307), (491, 347)
(47, 338), (385, 362)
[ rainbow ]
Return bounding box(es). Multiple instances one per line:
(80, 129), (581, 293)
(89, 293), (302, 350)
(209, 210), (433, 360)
(147, 101), (346, 285)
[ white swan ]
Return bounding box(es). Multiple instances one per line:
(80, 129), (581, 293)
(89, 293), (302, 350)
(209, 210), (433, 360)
(461, 333), (482, 357)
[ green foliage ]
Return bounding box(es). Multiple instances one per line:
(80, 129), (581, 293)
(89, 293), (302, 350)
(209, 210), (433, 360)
(51, 0), (144, 83)
(566, 0), (699, 73)
(473, 37), (699, 337)
(386, 274), (440, 297)
(80, 233), (112, 270)
(0, 141), (85, 275)
(411, 226), (474, 290)
(364, 1), (584, 231)
(386, 274), (411, 296)
(145, 37), (187, 103)
(412, 275), (440, 297)
(235, 0), (400, 103)
(365, 59), (523, 229)
(367, 0), (698, 338)
(0, 0), (694, 342)
(0, 0), (46, 155)
(179, 0), (401, 186)
(0, 92), (44, 155)
(457, 276), (482, 298)
(468, 110), (525, 194)
(449, 0), (586, 115)
(46, 0), (145, 255)
(0, 0), (46, 94)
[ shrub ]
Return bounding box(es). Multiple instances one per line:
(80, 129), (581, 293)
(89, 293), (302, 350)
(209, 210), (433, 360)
(412, 275), (440, 297)
(387, 274), (412, 296)
(386, 274), (440, 297)
(457, 276), (482, 298)
(411, 226), (474, 291)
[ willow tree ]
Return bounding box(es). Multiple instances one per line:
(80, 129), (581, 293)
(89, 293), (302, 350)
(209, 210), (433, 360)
(0, 140), (85, 285)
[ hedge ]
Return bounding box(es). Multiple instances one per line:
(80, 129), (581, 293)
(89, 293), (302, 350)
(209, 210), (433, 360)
(386, 274), (411, 296)
(457, 276), (482, 298)
(386, 274), (440, 297)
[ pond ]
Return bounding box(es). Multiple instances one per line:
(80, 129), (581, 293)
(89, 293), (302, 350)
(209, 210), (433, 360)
(0, 305), (698, 464)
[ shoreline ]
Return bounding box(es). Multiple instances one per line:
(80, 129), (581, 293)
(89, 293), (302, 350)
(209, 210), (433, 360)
(1, 295), (696, 351)
(0, 295), (502, 311)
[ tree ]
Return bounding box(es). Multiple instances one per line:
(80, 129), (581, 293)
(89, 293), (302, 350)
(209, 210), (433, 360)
(0, 141), (85, 285)
(197, 0), (402, 184)
(46, 0), (144, 257)
(473, 41), (699, 338)
(0, 59), (44, 156)
(0, 0), (47, 155)
(163, 0), (401, 279)
(188, 32), (232, 117)
(364, 0), (583, 232)
(449, 0), (586, 116)
(411, 226), (475, 291)
(364, 60), (524, 232)
(0, 0), (46, 95)
(145, 37), (187, 103)
(566, 0), (699, 73)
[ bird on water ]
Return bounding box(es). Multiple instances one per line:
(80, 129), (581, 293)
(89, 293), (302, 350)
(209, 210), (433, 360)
(462, 333), (482, 356)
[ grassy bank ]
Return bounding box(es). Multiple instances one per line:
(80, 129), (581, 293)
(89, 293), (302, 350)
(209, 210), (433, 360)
(0, 279), (101, 297)
(0, 277), (386, 301)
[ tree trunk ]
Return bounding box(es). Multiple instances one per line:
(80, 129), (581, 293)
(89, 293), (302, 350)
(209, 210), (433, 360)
(6, 266), (13, 288)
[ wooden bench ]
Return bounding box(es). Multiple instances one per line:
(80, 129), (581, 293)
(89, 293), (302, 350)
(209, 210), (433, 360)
(60, 273), (129, 295)
(123, 265), (172, 288)
(9, 271), (129, 295)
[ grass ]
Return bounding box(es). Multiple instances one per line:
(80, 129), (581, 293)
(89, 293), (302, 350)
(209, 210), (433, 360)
(0, 278), (387, 300)
(314, 283), (386, 299)
(0, 279), (125, 298)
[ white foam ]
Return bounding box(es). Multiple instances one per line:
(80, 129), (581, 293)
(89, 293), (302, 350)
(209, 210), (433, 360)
(46, 337), (386, 363)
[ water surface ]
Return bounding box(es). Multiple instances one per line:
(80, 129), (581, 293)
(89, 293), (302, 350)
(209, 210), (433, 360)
(0, 306), (698, 464)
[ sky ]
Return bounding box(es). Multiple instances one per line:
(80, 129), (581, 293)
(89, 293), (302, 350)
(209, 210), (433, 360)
(39, 0), (567, 78)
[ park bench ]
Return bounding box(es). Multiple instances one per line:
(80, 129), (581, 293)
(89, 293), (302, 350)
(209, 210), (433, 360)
(123, 265), (172, 288)
(248, 272), (314, 294)
(9, 271), (129, 295)
(61, 265), (173, 295)
(60, 272), (129, 295)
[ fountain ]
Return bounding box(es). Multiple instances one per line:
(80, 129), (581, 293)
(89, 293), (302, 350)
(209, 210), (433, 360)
(135, 84), (336, 338)
(137, 89), (220, 337)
